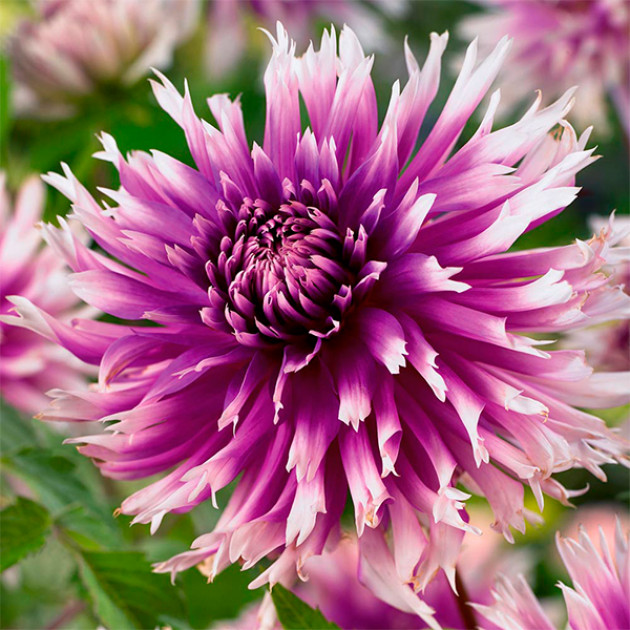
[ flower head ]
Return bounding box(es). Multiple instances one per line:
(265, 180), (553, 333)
(474, 517), (630, 630)
(0, 173), (89, 415)
(10, 23), (630, 614)
(8, 0), (198, 117)
(460, 0), (630, 135)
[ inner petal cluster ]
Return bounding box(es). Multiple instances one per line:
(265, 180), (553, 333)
(204, 194), (370, 347)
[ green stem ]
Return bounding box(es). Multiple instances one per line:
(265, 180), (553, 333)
(45, 600), (86, 630)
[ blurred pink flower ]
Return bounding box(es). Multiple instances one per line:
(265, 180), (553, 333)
(8, 0), (199, 117)
(460, 0), (630, 135)
(213, 537), (433, 630)
(560, 503), (630, 552)
(213, 592), (278, 630)
(563, 215), (630, 372)
(215, 512), (528, 630)
(217, 509), (628, 629)
(0, 173), (90, 415)
(6, 23), (630, 618)
(474, 516), (630, 630)
(205, 0), (404, 77)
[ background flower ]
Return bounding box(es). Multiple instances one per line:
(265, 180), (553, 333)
(7, 0), (199, 117)
(214, 509), (534, 630)
(204, 0), (405, 78)
(460, 0), (630, 136)
(474, 515), (630, 630)
(562, 215), (630, 372)
(0, 173), (90, 415)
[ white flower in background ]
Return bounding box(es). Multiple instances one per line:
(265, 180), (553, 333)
(8, 0), (199, 117)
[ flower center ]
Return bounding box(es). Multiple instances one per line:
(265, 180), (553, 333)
(204, 198), (359, 347)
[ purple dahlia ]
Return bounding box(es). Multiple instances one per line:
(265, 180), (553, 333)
(460, 0), (630, 136)
(474, 517), (630, 630)
(8, 24), (630, 617)
(0, 174), (90, 415)
(8, 0), (199, 117)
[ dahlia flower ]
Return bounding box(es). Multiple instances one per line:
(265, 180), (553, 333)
(7, 23), (630, 619)
(205, 0), (403, 77)
(460, 0), (630, 135)
(563, 216), (630, 371)
(474, 518), (630, 630)
(8, 0), (198, 117)
(0, 173), (89, 415)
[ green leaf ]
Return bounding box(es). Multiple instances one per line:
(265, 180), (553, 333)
(271, 585), (339, 630)
(0, 497), (51, 571)
(0, 400), (39, 453)
(76, 550), (186, 630)
(2, 447), (120, 545)
(3, 448), (107, 517)
(56, 506), (118, 550)
(179, 563), (262, 628)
